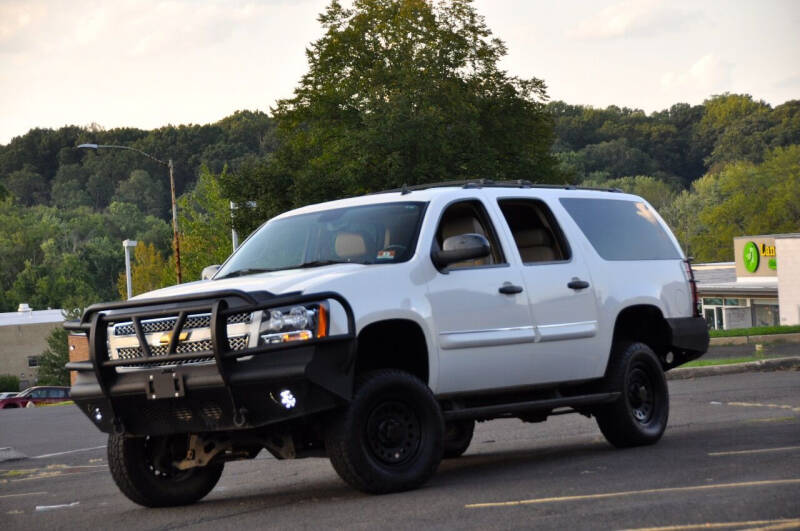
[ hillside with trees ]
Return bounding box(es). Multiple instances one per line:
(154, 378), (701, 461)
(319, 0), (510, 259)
(0, 0), (798, 315)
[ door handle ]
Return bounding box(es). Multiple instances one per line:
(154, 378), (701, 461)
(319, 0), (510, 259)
(567, 278), (590, 290)
(499, 283), (524, 295)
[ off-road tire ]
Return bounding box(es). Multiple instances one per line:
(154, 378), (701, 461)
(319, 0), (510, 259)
(443, 419), (474, 458)
(595, 341), (669, 448)
(325, 369), (444, 494)
(108, 433), (224, 507)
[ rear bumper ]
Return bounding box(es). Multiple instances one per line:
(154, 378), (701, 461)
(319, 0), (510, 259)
(66, 289), (356, 437)
(666, 316), (710, 367)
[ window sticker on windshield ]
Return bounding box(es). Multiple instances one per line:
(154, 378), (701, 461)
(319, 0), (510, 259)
(377, 250), (396, 260)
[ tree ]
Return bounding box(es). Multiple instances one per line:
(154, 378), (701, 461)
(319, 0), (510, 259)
(116, 242), (173, 299)
(3, 164), (49, 205)
(178, 166), (235, 281)
(581, 175), (679, 213)
(112, 169), (168, 218)
(684, 145), (800, 261)
(37, 327), (70, 386)
(233, 0), (558, 226)
(0, 374), (20, 392)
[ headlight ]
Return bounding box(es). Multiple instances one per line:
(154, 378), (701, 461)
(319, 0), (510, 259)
(258, 303), (328, 345)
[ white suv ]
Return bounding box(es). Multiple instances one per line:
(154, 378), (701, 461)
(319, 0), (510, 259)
(66, 181), (708, 507)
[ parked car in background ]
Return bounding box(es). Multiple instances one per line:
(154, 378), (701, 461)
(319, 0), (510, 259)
(0, 386), (70, 408)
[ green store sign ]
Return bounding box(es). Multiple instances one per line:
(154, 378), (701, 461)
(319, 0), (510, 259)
(743, 241), (777, 273)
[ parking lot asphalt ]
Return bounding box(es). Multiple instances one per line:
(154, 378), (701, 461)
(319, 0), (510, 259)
(1, 370), (798, 530)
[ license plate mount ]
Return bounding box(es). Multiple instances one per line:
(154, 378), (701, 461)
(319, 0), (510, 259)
(146, 371), (185, 400)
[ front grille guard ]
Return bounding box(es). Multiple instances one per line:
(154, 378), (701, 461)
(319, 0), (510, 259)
(64, 289), (356, 432)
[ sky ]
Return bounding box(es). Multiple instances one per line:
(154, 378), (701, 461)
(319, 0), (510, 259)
(1, 0), (798, 145)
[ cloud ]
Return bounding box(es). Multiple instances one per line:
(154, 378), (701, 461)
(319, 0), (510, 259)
(773, 75), (800, 90)
(568, 0), (698, 40)
(660, 53), (733, 97)
(0, 1), (47, 52)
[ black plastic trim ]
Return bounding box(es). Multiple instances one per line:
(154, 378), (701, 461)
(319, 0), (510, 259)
(443, 392), (620, 421)
(65, 289), (357, 435)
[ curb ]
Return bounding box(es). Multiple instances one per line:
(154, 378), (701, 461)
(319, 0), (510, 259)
(667, 356), (800, 380)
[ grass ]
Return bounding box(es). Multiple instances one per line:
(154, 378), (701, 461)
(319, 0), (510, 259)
(39, 400), (74, 407)
(709, 325), (800, 338)
(682, 356), (769, 367)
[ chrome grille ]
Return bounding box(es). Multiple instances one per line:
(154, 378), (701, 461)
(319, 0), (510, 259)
(115, 336), (249, 361)
(113, 313), (250, 336)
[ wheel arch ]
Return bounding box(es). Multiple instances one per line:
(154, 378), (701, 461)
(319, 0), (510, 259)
(609, 304), (671, 370)
(355, 318), (430, 386)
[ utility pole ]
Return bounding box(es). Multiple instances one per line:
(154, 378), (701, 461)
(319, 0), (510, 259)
(78, 144), (182, 284)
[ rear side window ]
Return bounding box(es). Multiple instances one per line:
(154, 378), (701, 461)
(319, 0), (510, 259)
(497, 199), (571, 263)
(560, 198), (680, 260)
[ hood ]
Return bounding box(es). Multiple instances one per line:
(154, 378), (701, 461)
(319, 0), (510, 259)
(133, 263), (368, 301)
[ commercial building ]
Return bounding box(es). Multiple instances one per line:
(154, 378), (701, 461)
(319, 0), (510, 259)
(0, 305), (64, 389)
(694, 234), (800, 330)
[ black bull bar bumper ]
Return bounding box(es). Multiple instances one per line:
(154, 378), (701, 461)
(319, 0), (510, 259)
(65, 289), (356, 436)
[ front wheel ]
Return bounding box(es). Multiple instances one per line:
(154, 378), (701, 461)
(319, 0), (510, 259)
(595, 342), (669, 448)
(108, 433), (224, 507)
(325, 370), (444, 494)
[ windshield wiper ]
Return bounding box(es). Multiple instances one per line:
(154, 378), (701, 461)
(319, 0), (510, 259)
(215, 267), (276, 279)
(292, 260), (355, 269)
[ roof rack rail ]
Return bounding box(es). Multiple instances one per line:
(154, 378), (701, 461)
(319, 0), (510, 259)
(376, 180), (624, 195)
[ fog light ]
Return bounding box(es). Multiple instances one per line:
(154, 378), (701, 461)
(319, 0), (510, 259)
(279, 390), (296, 409)
(93, 408), (103, 423)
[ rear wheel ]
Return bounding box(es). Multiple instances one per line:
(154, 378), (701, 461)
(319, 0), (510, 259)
(325, 369), (443, 494)
(595, 342), (669, 448)
(108, 433), (223, 507)
(443, 419), (474, 458)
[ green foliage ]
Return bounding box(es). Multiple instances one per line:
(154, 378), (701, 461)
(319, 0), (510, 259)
(0, 0), (797, 314)
(117, 242), (173, 299)
(687, 145), (800, 261)
(0, 374), (20, 392)
(230, 0), (558, 227)
(682, 356), (766, 367)
(178, 167), (234, 280)
(4, 164), (48, 205)
(36, 327), (70, 387)
(580, 175), (680, 212)
(112, 169), (168, 218)
(708, 325), (800, 338)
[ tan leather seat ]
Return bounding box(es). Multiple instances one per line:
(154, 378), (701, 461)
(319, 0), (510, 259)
(335, 232), (368, 260)
(514, 228), (556, 263)
(438, 215), (491, 266)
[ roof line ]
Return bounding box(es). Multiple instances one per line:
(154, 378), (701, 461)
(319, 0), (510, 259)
(372, 179), (624, 195)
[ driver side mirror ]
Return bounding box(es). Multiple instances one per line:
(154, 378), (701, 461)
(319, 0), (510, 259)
(201, 264), (220, 280)
(431, 233), (491, 271)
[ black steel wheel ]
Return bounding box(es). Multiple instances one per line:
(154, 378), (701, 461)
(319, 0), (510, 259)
(108, 433), (223, 507)
(595, 342), (669, 448)
(443, 419), (474, 458)
(365, 400), (422, 465)
(325, 369), (443, 494)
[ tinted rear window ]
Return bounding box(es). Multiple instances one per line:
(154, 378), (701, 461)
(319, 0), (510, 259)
(560, 198), (680, 260)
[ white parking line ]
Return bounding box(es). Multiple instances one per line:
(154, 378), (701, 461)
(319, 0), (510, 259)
(0, 491), (47, 499)
(465, 479), (800, 508)
(623, 517), (800, 531)
(32, 445), (106, 459)
(709, 445), (800, 457)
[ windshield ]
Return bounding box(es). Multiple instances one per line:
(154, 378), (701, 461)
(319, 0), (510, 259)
(216, 201), (426, 279)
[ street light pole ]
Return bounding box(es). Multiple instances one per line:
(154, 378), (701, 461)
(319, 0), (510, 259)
(77, 143), (182, 284)
(122, 239), (138, 299)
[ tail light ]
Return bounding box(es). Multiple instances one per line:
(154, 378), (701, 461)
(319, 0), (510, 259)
(683, 258), (700, 317)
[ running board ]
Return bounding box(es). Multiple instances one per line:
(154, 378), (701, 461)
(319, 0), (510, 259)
(442, 392), (620, 422)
